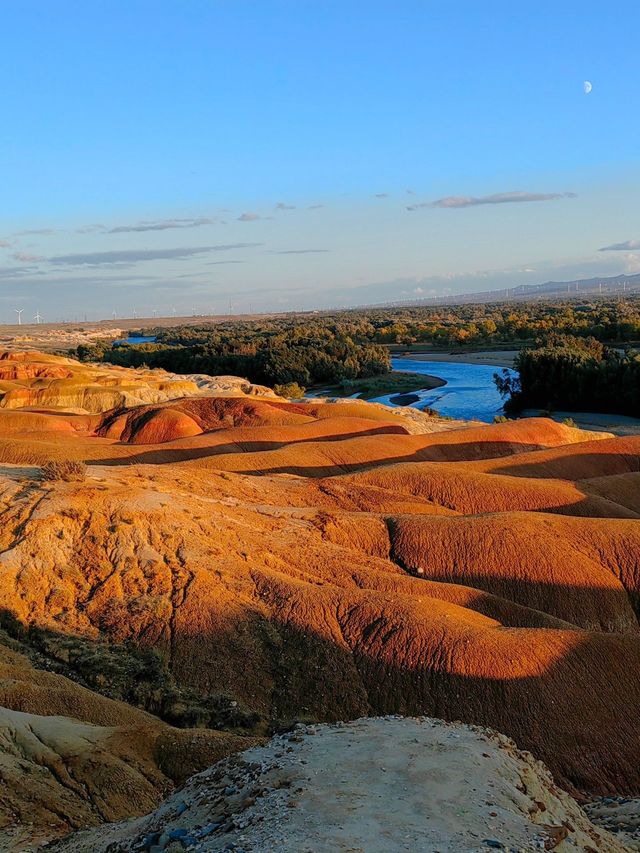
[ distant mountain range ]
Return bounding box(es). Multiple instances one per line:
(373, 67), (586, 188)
(362, 272), (640, 308)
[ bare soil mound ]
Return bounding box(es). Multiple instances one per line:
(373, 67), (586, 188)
(46, 717), (630, 853)
(0, 350), (637, 846)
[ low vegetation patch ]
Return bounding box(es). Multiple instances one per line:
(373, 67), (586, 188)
(317, 370), (443, 400)
(274, 381), (306, 399)
(41, 459), (87, 482)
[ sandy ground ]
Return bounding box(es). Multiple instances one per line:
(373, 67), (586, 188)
(48, 717), (629, 853)
(397, 350), (519, 367)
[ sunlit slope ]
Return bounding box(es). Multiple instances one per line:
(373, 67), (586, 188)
(0, 350), (637, 801)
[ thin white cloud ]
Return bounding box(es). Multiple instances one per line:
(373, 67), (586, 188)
(13, 228), (57, 236)
(276, 249), (330, 255)
(108, 217), (214, 234)
(407, 191), (577, 211)
(47, 244), (260, 267)
(599, 239), (640, 251)
(76, 224), (107, 234)
(275, 202), (296, 210)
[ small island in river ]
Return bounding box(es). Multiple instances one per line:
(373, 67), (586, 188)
(315, 370), (445, 400)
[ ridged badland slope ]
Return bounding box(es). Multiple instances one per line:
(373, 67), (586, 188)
(0, 350), (638, 847)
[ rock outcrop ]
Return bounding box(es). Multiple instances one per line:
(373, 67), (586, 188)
(0, 644), (256, 850)
(46, 717), (632, 853)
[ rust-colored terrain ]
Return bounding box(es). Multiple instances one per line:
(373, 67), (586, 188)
(0, 350), (639, 848)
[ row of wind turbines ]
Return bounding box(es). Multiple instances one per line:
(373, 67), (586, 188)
(14, 309), (43, 325)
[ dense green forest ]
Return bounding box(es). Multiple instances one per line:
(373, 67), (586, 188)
(75, 319), (391, 387)
(495, 334), (640, 417)
(73, 297), (640, 400)
(360, 297), (640, 347)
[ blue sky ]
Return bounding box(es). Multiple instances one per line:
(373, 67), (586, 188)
(1, 1), (639, 320)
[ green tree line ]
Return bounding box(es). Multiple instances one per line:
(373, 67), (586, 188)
(75, 319), (391, 387)
(495, 334), (640, 416)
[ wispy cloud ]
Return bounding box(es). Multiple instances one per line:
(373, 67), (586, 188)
(107, 217), (214, 234)
(238, 212), (273, 222)
(47, 246), (234, 267)
(76, 224), (106, 234)
(0, 265), (42, 279)
(308, 204), (324, 210)
(208, 242), (263, 251)
(407, 191), (577, 211)
(13, 228), (57, 236)
(12, 252), (45, 262)
(276, 249), (330, 255)
(275, 202), (296, 210)
(599, 239), (640, 251)
(0, 240), (12, 248)
(373, 193), (388, 198)
(205, 260), (245, 265)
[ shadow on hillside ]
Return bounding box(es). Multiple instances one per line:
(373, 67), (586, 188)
(89, 425), (410, 466)
(3, 593), (640, 800)
(89, 437), (599, 476)
(396, 565), (640, 632)
(490, 450), (640, 480)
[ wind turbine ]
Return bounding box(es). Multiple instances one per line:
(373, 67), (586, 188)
(15, 309), (23, 326)
(112, 310), (117, 320)
(34, 311), (42, 324)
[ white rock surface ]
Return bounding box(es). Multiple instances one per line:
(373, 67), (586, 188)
(47, 716), (630, 852)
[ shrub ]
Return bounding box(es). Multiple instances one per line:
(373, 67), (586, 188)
(41, 460), (87, 482)
(562, 417), (578, 428)
(274, 382), (306, 399)
(493, 414), (509, 423)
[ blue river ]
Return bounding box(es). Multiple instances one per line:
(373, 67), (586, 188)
(370, 357), (515, 423)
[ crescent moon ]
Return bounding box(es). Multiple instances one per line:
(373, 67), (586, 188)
(584, 80), (593, 94)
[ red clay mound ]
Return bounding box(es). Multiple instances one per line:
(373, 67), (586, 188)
(1, 360), (639, 804)
(2, 462), (640, 796)
(0, 410), (81, 436)
(580, 472), (640, 515)
(140, 416), (604, 476)
(345, 462), (639, 518)
(475, 435), (640, 480)
(96, 397), (321, 443)
(0, 363), (73, 380)
(387, 511), (640, 632)
(125, 409), (203, 444)
(175, 396), (315, 428)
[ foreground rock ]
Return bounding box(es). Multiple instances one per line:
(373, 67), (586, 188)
(0, 644), (256, 851)
(47, 716), (630, 853)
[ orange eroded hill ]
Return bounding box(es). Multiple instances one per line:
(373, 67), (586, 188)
(0, 349), (638, 812)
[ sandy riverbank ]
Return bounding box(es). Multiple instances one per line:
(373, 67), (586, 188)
(396, 350), (518, 368)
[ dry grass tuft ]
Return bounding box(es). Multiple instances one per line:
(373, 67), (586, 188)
(41, 459), (87, 482)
